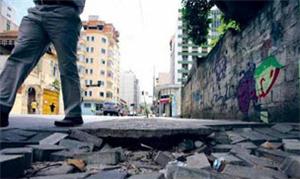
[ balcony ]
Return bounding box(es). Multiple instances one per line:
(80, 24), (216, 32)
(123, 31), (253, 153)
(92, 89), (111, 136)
(177, 69), (190, 74)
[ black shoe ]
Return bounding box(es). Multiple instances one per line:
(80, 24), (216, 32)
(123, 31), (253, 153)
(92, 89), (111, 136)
(54, 116), (83, 127)
(0, 112), (9, 128)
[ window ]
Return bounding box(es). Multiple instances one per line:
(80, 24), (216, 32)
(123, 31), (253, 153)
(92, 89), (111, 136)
(99, 92), (104, 97)
(91, 47), (94, 53)
(84, 91), (88, 97)
(91, 36), (95, 41)
(89, 91), (92, 96)
(89, 80), (92, 85)
(97, 81), (105, 86)
(85, 80), (88, 85)
(85, 69), (88, 74)
(102, 60), (105, 64)
(90, 69), (93, 74)
(87, 36), (90, 41)
(86, 58), (89, 63)
(100, 70), (105, 75)
(101, 49), (106, 54)
(84, 103), (91, 108)
(6, 21), (10, 31)
(101, 37), (107, 43)
(86, 47), (89, 52)
(90, 58), (94, 64)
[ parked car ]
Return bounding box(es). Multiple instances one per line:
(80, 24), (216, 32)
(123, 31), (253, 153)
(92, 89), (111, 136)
(102, 102), (120, 116)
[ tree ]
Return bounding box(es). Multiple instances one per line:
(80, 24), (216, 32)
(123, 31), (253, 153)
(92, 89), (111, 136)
(181, 0), (214, 46)
(181, 0), (240, 47)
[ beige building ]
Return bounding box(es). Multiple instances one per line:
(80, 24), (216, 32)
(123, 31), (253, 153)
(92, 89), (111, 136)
(0, 31), (62, 115)
(0, 0), (18, 32)
(157, 72), (171, 86)
(81, 16), (120, 115)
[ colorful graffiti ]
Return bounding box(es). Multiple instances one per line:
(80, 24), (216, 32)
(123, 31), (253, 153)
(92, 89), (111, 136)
(214, 57), (227, 81)
(237, 62), (258, 115)
(255, 56), (283, 98)
(237, 56), (283, 116)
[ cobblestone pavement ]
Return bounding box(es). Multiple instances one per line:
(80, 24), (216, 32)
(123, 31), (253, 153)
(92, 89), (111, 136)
(0, 115), (300, 178)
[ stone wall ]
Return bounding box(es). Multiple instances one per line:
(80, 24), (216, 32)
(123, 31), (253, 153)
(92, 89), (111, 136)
(182, 0), (300, 122)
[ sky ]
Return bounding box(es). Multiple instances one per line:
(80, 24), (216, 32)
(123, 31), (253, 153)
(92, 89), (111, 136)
(7, 0), (181, 95)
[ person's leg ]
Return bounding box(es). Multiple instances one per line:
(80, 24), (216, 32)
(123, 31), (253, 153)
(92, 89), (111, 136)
(44, 6), (82, 126)
(0, 15), (50, 127)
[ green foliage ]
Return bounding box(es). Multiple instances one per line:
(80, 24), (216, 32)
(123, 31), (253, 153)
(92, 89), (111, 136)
(181, 0), (214, 46)
(181, 0), (240, 47)
(52, 79), (60, 91)
(210, 16), (240, 47)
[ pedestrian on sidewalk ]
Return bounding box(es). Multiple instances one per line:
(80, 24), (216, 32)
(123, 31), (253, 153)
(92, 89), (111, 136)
(31, 100), (38, 114)
(0, 0), (86, 127)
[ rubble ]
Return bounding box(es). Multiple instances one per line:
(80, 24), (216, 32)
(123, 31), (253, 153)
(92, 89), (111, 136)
(0, 147), (33, 169)
(0, 122), (299, 178)
(0, 154), (26, 178)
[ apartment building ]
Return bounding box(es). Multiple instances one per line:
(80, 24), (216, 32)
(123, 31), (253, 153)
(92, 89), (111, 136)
(81, 16), (120, 115)
(0, 0), (18, 32)
(172, 7), (222, 85)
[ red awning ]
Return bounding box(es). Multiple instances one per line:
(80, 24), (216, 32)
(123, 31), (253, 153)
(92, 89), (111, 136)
(159, 98), (170, 104)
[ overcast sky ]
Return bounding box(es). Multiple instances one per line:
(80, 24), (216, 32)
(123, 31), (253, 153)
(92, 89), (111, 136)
(7, 0), (181, 95)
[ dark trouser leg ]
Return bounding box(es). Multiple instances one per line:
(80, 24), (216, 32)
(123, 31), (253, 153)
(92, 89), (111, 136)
(45, 7), (82, 117)
(0, 16), (50, 113)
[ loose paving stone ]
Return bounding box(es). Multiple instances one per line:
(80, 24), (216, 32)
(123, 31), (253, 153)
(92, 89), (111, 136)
(282, 139), (300, 155)
(50, 150), (86, 161)
(171, 166), (234, 179)
(222, 164), (288, 179)
(213, 153), (245, 165)
(29, 172), (91, 179)
(237, 128), (278, 144)
(186, 153), (211, 169)
(0, 154), (26, 178)
(235, 142), (257, 152)
(226, 131), (248, 144)
(59, 139), (94, 152)
(28, 145), (66, 161)
(272, 124), (293, 133)
(39, 133), (69, 145)
(87, 170), (127, 179)
(280, 155), (300, 178)
(213, 132), (231, 144)
(0, 147), (33, 169)
(35, 163), (75, 176)
(256, 147), (291, 163)
(212, 144), (233, 153)
(234, 152), (280, 169)
(154, 151), (174, 168)
(75, 151), (121, 165)
(229, 144), (251, 155)
(128, 172), (165, 179)
(178, 139), (195, 152)
(254, 128), (295, 140)
(70, 130), (103, 148)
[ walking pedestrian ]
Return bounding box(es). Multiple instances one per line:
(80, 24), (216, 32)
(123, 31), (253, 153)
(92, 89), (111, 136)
(0, 0), (86, 127)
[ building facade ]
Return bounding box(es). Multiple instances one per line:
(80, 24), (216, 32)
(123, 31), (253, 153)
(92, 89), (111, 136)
(120, 70), (140, 114)
(0, 31), (61, 115)
(0, 0), (18, 32)
(172, 7), (221, 85)
(81, 16), (120, 115)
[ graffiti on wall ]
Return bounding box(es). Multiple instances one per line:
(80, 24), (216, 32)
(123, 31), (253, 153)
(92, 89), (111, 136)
(213, 83), (236, 105)
(255, 56), (284, 98)
(192, 90), (202, 103)
(214, 56), (227, 81)
(237, 56), (283, 115)
(237, 62), (258, 115)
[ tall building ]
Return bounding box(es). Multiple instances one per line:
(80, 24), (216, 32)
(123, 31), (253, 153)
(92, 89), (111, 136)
(81, 16), (120, 115)
(0, 0), (18, 32)
(120, 70), (140, 113)
(172, 7), (221, 85)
